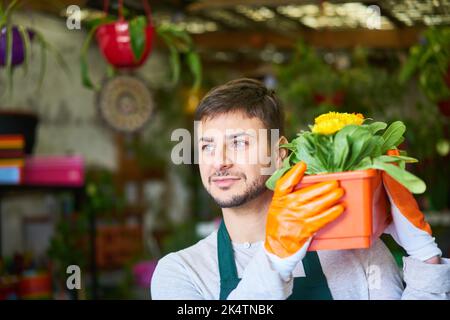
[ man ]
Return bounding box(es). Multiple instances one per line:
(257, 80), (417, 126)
(151, 78), (449, 300)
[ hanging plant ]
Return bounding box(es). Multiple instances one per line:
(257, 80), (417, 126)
(0, 0), (69, 96)
(81, 0), (202, 91)
(399, 27), (450, 104)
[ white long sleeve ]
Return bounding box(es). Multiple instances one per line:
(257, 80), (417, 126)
(150, 230), (450, 300)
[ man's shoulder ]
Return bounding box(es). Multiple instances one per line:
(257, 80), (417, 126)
(151, 230), (220, 299)
(157, 229), (218, 268)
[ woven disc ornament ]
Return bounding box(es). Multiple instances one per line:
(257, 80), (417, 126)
(98, 75), (154, 132)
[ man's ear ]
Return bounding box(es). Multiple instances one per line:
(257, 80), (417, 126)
(275, 136), (288, 170)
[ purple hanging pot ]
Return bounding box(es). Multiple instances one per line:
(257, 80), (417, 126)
(0, 26), (34, 66)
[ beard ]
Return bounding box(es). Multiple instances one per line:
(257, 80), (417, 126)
(206, 172), (269, 208)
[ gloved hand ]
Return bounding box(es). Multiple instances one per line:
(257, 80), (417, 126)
(383, 149), (442, 262)
(264, 161), (345, 279)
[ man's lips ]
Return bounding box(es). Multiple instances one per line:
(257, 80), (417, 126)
(211, 176), (241, 188)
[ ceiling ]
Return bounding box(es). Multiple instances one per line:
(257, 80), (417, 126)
(82, 0), (450, 31)
(9, 0), (450, 67)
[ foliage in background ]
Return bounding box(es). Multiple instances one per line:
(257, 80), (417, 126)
(275, 42), (403, 139)
(48, 169), (125, 284)
(342, 48), (404, 118)
(130, 86), (189, 170)
(400, 27), (450, 102)
(395, 27), (450, 209)
(401, 101), (450, 210)
(160, 218), (202, 256)
(276, 41), (342, 137)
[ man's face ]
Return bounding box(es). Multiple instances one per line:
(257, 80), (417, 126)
(197, 111), (274, 208)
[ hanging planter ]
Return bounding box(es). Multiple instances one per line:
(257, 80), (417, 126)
(81, 0), (202, 91)
(0, 26), (34, 66)
(0, 0), (69, 95)
(95, 0), (154, 68)
(400, 27), (450, 117)
(81, 0), (154, 88)
(95, 20), (154, 68)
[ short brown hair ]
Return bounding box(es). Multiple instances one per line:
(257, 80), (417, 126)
(194, 78), (285, 136)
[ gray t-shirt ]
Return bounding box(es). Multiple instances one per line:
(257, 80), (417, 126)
(151, 230), (450, 300)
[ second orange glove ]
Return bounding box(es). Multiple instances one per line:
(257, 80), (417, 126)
(265, 161), (346, 258)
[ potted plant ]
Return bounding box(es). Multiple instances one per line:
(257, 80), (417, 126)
(266, 112), (426, 251)
(81, 0), (202, 91)
(399, 27), (450, 116)
(0, 0), (68, 94)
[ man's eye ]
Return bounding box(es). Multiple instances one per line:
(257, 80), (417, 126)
(233, 140), (248, 149)
(202, 144), (215, 152)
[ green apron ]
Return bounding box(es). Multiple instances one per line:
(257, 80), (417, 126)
(217, 221), (333, 300)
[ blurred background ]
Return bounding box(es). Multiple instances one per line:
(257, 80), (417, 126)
(0, 0), (449, 300)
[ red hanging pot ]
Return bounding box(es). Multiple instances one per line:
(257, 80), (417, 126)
(96, 0), (154, 69)
(96, 21), (154, 68)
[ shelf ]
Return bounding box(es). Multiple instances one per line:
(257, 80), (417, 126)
(0, 155), (85, 189)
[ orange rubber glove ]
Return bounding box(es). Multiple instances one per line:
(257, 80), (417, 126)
(382, 149), (441, 262)
(264, 161), (345, 259)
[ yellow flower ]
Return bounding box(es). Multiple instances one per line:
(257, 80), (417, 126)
(312, 112), (364, 135)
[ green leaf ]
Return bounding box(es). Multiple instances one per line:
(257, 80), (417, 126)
(280, 142), (295, 150)
(365, 121), (387, 135)
(129, 16), (147, 61)
(35, 32), (47, 93)
(296, 133), (326, 174)
(372, 159), (426, 194)
(352, 157), (372, 171)
(3, 0), (20, 21)
(399, 150), (408, 156)
(392, 136), (405, 147)
(376, 155), (418, 163)
(106, 64), (116, 78)
(5, 23), (13, 97)
(167, 43), (181, 86)
(186, 50), (202, 90)
(345, 130), (378, 170)
(34, 30), (71, 92)
(80, 23), (102, 90)
(157, 24), (192, 48)
(333, 125), (360, 171)
(265, 157), (292, 190)
(381, 121), (406, 154)
(17, 26), (31, 75)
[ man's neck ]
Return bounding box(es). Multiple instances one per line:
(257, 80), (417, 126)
(221, 190), (272, 244)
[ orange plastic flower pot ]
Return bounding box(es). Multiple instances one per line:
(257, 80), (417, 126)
(295, 169), (390, 251)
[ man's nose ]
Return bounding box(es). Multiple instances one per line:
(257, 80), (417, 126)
(212, 144), (233, 171)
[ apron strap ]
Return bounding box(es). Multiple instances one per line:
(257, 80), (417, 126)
(218, 221), (240, 300)
(217, 220), (333, 300)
